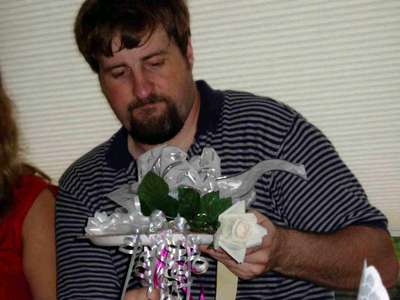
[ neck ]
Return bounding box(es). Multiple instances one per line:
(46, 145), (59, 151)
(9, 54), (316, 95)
(128, 88), (201, 160)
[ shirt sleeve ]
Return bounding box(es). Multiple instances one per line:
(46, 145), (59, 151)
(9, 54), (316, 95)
(56, 170), (124, 300)
(272, 114), (388, 233)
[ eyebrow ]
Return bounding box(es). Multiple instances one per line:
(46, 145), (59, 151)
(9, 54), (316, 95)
(102, 63), (126, 72)
(141, 49), (168, 61)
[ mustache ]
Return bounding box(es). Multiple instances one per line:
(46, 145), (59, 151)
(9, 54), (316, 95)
(128, 94), (166, 112)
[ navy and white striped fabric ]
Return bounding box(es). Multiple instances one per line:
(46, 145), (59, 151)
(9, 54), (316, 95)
(56, 80), (387, 299)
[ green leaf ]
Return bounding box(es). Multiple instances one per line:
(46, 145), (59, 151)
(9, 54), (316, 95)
(199, 191), (218, 213)
(208, 196), (232, 226)
(138, 171), (232, 233)
(138, 171), (169, 216)
(193, 192), (233, 232)
(177, 187), (200, 220)
(191, 212), (210, 233)
(139, 196), (154, 217)
(156, 195), (179, 219)
(200, 192), (232, 224)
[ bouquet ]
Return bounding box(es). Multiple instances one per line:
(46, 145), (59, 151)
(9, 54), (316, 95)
(85, 145), (307, 299)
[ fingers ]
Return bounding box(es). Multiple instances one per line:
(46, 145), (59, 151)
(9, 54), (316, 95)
(200, 245), (272, 280)
(248, 209), (273, 228)
(197, 208), (276, 280)
(198, 244), (225, 254)
(243, 247), (271, 265)
(200, 246), (226, 260)
(202, 245), (269, 266)
(245, 245), (262, 255)
(209, 249), (267, 280)
(148, 288), (160, 300)
(226, 261), (267, 280)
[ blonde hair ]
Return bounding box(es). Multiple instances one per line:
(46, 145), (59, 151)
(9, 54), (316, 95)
(0, 72), (50, 217)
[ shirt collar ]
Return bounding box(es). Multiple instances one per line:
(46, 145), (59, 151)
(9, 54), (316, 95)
(106, 127), (133, 170)
(195, 80), (224, 139)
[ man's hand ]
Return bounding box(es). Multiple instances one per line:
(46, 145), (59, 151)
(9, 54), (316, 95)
(202, 209), (398, 289)
(200, 210), (283, 280)
(124, 287), (160, 300)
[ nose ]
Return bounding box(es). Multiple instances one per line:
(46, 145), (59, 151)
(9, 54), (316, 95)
(133, 71), (153, 100)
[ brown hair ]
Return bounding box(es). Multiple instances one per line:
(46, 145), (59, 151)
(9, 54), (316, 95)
(0, 72), (22, 217)
(75, 0), (191, 73)
(0, 72), (50, 218)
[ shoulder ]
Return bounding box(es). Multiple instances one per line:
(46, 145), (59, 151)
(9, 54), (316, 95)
(218, 89), (303, 142)
(23, 188), (55, 228)
(18, 174), (48, 188)
(59, 135), (114, 190)
(8, 176), (55, 248)
(58, 128), (133, 201)
(220, 89), (299, 129)
(21, 187), (56, 300)
(200, 89), (305, 163)
(14, 175), (51, 207)
(223, 90), (297, 116)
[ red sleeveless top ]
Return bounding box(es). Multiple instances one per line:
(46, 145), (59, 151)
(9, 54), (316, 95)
(0, 175), (55, 300)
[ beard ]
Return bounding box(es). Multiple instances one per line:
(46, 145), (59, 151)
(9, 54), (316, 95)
(127, 94), (185, 145)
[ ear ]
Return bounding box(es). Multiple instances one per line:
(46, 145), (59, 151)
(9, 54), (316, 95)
(185, 38), (194, 68)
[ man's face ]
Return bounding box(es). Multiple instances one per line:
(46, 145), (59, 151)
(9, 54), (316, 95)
(98, 27), (196, 145)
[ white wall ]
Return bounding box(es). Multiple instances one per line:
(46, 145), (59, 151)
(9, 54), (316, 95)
(0, 1), (399, 234)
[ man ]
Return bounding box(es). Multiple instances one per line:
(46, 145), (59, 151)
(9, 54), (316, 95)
(56, 0), (398, 299)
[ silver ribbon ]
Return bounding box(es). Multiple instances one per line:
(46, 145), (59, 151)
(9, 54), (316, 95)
(133, 232), (207, 300)
(119, 236), (142, 300)
(216, 159), (308, 205)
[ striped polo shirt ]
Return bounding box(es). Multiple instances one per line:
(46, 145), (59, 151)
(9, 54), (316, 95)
(56, 80), (387, 299)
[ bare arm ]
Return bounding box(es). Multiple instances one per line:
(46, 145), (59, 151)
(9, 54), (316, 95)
(202, 211), (398, 290)
(22, 189), (56, 300)
(274, 224), (398, 289)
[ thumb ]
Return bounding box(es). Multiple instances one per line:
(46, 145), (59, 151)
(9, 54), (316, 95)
(248, 208), (274, 230)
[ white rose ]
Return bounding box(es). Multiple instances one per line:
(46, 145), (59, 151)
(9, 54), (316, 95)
(217, 214), (256, 246)
(214, 201), (267, 263)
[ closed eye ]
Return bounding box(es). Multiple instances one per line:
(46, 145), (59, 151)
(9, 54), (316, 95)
(111, 67), (127, 78)
(147, 58), (165, 68)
